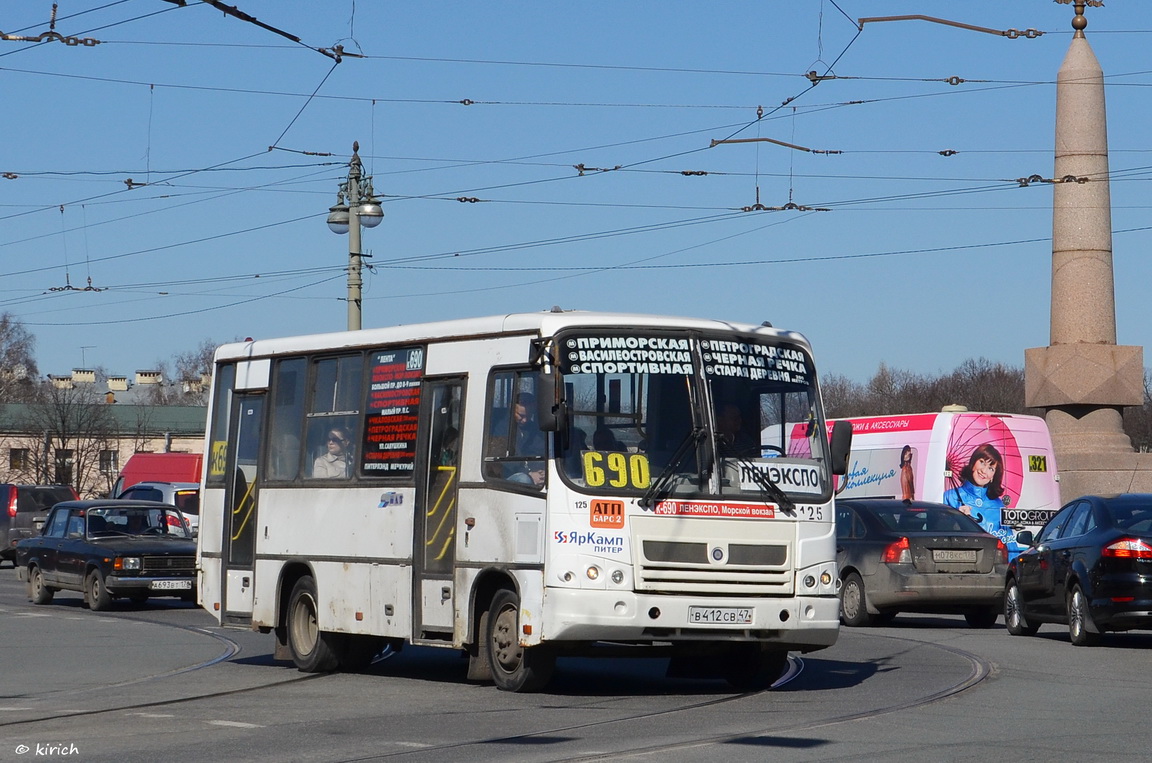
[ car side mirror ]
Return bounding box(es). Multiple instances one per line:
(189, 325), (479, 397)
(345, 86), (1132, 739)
(1015, 530), (1034, 547)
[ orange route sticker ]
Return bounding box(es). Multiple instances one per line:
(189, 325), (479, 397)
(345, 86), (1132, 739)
(590, 499), (625, 528)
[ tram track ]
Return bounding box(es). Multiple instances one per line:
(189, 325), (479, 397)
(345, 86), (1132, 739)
(0, 609), (323, 729)
(324, 634), (991, 762)
(1, 597), (990, 762)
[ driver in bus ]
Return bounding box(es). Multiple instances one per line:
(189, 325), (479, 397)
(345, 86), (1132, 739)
(509, 394), (545, 486)
(716, 402), (758, 458)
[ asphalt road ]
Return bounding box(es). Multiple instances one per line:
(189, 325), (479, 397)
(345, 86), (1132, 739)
(0, 565), (1147, 763)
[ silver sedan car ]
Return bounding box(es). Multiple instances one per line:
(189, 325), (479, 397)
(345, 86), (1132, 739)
(836, 499), (1008, 628)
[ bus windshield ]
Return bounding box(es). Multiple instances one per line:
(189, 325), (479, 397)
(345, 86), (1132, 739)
(555, 329), (831, 503)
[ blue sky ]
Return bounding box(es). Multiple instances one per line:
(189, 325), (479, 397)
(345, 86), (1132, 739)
(3, 1), (1151, 383)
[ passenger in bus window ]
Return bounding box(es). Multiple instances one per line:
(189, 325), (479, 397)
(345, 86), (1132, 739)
(313, 427), (351, 479)
(439, 427), (459, 467)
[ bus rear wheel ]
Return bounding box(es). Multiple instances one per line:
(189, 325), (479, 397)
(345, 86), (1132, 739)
(486, 589), (554, 692)
(287, 576), (340, 672)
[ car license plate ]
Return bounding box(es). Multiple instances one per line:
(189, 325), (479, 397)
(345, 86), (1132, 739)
(687, 607), (754, 625)
(151, 580), (192, 590)
(933, 549), (977, 563)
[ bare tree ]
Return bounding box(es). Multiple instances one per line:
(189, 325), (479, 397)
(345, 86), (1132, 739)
(135, 339), (220, 406)
(19, 383), (118, 497)
(0, 312), (40, 402)
(1122, 368), (1152, 452)
(825, 359), (1030, 418)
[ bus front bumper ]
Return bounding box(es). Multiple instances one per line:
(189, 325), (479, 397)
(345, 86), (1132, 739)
(540, 587), (839, 651)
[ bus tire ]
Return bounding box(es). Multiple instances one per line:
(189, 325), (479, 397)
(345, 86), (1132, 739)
(486, 589), (554, 692)
(839, 572), (874, 627)
(287, 576), (340, 672)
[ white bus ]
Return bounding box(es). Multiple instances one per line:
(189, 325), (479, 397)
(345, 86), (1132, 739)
(197, 311), (852, 692)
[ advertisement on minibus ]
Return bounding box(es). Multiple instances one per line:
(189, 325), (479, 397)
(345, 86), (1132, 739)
(831, 410), (1061, 557)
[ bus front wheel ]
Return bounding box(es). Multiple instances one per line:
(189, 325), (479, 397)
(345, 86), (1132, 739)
(287, 576), (340, 672)
(486, 589), (555, 692)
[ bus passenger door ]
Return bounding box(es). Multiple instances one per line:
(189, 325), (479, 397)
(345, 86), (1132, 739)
(414, 379), (463, 639)
(221, 393), (264, 624)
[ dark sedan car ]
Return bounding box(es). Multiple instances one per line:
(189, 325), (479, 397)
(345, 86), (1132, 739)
(836, 499), (1008, 627)
(15, 499), (197, 611)
(1005, 493), (1152, 645)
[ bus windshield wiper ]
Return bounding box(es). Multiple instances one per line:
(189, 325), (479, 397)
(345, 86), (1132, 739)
(639, 427), (705, 509)
(728, 453), (796, 515)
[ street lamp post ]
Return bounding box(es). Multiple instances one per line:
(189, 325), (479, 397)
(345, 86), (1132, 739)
(327, 141), (383, 331)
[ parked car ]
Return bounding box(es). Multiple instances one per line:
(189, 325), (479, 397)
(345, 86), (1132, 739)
(15, 499), (197, 610)
(116, 481), (200, 535)
(1005, 493), (1152, 645)
(1, 484), (80, 566)
(836, 499), (1009, 627)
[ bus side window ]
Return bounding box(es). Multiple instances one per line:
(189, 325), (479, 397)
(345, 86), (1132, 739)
(268, 357), (306, 481)
(305, 354), (363, 480)
(485, 370), (544, 489)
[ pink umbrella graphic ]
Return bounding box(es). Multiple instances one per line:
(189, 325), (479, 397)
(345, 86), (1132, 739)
(945, 415), (1023, 509)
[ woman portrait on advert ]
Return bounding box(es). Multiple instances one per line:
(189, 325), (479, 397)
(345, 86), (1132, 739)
(942, 443), (1008, 523)
(899, 444), (915, 502)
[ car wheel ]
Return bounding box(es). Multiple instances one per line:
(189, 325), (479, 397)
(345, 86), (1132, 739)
(964, 607), (999, 628)
(86, 570), (113, 612)
(722, 644), (789, 691)
(840, 572), (875, 627)
(286, 576), (340, 672)
(1004, 578), (1038, 637)
(28, 565), (54, 605)
(1068, 585), (1102, 647)
(486, 588), (555, 692)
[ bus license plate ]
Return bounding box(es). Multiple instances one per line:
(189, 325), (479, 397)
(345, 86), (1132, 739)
(151, 580), (192, 590)
(687, 607), (754, 625)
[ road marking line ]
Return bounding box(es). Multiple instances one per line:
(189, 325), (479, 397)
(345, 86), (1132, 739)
(206, 720), (263, 729)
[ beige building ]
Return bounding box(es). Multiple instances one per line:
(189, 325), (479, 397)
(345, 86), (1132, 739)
(0, 369), (206, 499)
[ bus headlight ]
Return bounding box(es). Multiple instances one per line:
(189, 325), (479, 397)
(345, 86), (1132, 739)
(586, 566), (601, 581)
(610, 569), (624, 585)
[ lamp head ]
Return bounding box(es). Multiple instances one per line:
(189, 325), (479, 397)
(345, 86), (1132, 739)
(327, 203), (350, 235)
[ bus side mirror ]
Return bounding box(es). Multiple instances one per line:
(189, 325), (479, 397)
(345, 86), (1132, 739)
(536, 371), (566, 433)
(829, 420), (853, 476)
